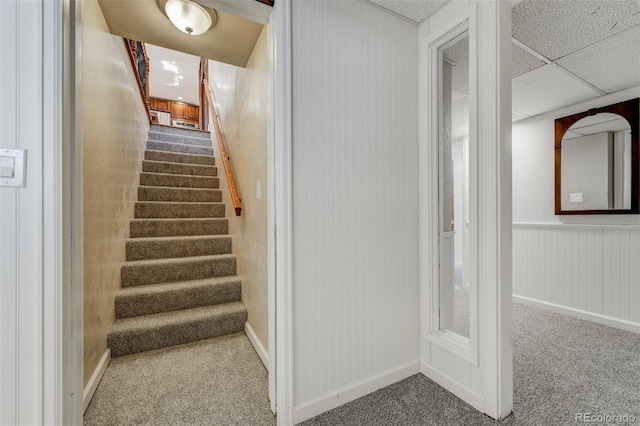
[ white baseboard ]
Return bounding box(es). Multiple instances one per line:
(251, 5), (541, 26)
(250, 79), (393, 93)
(245, 322), (269, 370)
(514, 295), (640, 334)
(293, 360), (420, 424)
(83, 349), (110, 413)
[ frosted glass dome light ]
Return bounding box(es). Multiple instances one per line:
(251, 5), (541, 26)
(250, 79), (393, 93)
(161, 0), (216, 36)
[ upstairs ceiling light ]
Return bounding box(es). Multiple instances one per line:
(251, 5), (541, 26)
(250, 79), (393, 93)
(160, 0), (217, 36)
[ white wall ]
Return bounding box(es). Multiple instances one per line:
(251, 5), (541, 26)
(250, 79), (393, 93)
(290, 1), (419, 422)
(512, 86), (640, 331)
(0, 1), (74, 423)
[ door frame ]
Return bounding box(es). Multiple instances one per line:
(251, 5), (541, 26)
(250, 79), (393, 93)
(418, 0), (513, 420)
(270, 0), (294, 423)
(31, 0), (295, 423)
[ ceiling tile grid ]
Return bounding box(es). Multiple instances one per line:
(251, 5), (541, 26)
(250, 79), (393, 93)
(512, 64), (601, 117)
(512, 0), (640, 62)
(556, 25), (640, 94)
(366, 0), (448, 23)
(511, 42), (545, 78)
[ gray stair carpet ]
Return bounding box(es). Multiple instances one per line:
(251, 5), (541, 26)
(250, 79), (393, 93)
(107, 126), (247, 358)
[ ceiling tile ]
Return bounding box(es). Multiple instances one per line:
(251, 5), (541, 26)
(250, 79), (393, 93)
(367, 0), (448, 23)
(512, 111), (530, 122)
(556, 25), (640, 93)
(512, 64), (601, 117)
(512, 0), (640, 61)
(511, 42), (545, 78)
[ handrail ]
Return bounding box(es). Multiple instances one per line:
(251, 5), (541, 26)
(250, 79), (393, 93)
(203, 78), (242, 216)
(123, 38), (150, 118)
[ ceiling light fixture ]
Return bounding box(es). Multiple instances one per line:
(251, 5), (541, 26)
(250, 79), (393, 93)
(159, 0), (217, 36)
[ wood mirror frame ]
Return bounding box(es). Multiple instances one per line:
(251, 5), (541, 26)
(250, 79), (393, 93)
(555, 97), (640, 215)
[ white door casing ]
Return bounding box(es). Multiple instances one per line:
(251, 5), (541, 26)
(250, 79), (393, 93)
(418, 0), (513, 420)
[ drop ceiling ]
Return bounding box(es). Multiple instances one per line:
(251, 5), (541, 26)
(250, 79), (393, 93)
(368, 0), (640, 120)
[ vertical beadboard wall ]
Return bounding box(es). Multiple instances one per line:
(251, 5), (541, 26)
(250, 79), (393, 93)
(513, 224), (640, 328)
(291, 0), (419, 421)
(512, 89), (640, 333)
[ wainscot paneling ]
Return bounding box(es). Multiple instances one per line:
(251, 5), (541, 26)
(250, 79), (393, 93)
(291, 0), (420, 422)
(513, 224), (640, 330)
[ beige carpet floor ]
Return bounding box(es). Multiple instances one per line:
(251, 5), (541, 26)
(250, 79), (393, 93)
(84, 332), (275, 426)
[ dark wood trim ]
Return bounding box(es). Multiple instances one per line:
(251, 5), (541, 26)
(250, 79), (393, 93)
(555, 97), (640, 215)
(254, 0), (274, 6)
(123, 38), (151, 120)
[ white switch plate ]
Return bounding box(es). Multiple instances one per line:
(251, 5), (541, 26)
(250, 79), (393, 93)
(0, 148), (27, 187)
(256, 180), (262, 200)
(0, 156), (15, 177)
(569, 192), (583, 203)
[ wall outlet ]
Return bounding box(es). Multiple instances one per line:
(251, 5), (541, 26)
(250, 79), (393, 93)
(569, 192), (583, 203)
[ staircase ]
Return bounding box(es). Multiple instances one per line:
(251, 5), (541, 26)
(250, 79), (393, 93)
(107, 124), (247, 357)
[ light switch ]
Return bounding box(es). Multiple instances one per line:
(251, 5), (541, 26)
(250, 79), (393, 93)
(256, 180), (262, 200)
(0, 148), (27, 187)
(0, 156), (15, 177)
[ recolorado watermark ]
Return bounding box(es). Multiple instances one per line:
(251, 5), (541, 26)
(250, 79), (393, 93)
(575, 413), (637, 424)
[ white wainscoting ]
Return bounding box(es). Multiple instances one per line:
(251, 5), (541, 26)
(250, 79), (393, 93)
(291, 0), (420, 421)
(513, 223), (640, 332)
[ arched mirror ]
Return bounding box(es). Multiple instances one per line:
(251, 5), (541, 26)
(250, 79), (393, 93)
(555, 98), (639, 215)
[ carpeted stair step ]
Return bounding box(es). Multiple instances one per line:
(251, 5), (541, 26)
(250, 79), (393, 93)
(138, 186), (222, 202)
(148, 130), (212, 147)
(142, 160), (217, 177)
(107, 302), (247, 357)
(151, 124), (210, 138)
(126, 235), (232, 260)
(145, 149), (215, 166)
(140, 172), (219, 189)
(121, 254), (236, 287)
(147, 140), (213, 156)
(130, 218), (229, 238)
(115, 276), (242, 318)
(135, 201), (225, 218)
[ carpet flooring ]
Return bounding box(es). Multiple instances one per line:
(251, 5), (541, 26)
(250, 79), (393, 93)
(83, 332), (275, 426)
(302, 302), (640, 425)
(85, 303), (640, 425)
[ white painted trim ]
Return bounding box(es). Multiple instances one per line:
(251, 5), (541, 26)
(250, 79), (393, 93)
(293, 361), (421, 424)
(273, 0), (293, 424)
(82, 350), (110, 413)
(513, 222), (640, 231)
(419, 0), (513, 420)
(266, 10), (277, 417)
(245, 322), (269, 370)
(513, 296), (640, 335)
(420, 362), (486, 415)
